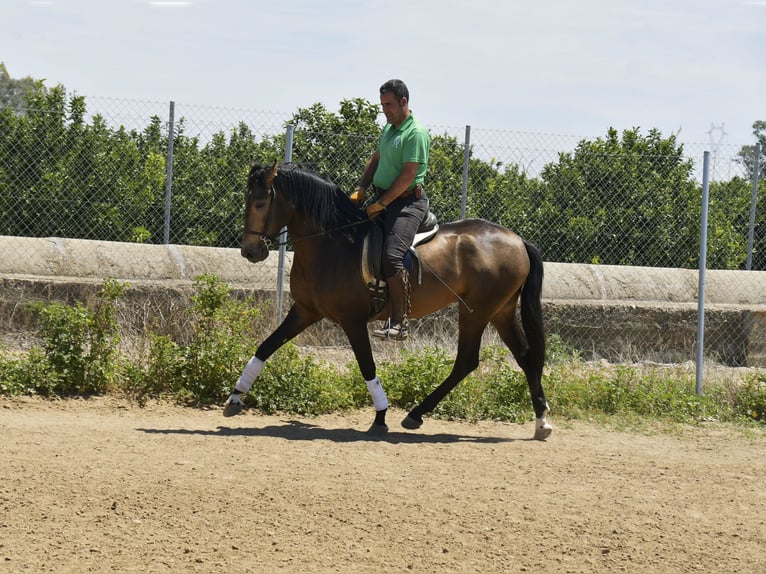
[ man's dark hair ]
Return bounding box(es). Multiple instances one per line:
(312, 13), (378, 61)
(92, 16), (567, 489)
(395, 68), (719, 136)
(380, 79), (409, 102)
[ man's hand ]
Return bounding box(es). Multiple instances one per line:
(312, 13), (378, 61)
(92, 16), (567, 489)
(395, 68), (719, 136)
(366, 201), (386, 220)
(349, 186), (366, 206)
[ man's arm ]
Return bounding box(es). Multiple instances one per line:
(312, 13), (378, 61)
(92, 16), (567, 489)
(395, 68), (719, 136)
(350, 151), (381, 206)
(358, 151), (380, 189)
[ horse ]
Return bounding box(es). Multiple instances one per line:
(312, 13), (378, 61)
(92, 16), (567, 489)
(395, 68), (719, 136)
(223, 162), (552, 440)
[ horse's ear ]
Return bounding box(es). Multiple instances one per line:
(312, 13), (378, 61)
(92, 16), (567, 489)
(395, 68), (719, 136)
(265, 161), (279, 187)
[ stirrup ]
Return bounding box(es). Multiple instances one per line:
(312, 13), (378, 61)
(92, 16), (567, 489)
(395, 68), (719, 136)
(372, 322), (409, 341)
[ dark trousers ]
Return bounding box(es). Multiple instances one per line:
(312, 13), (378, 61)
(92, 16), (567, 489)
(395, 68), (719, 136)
(381, 193), (429, 278)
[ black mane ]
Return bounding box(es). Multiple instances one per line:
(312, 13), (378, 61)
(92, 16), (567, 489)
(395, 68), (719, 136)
(250, 163), (366, 236)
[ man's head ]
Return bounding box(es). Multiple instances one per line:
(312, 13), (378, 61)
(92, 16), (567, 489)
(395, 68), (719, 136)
(379, 79), (410, 127)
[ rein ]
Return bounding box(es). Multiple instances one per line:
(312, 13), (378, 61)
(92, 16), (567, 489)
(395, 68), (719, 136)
(245, 219), (369, 250)
(289, 219), (369, 244)
(244, 181), (369, 246)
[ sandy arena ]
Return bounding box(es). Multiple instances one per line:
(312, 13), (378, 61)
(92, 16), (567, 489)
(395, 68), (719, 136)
(1, 396), (764, 573)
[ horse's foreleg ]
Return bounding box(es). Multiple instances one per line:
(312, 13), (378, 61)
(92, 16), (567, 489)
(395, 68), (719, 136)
(402, 320), (485, 430)
(342, 321), (388, 436)
(223, 304), (321, 417)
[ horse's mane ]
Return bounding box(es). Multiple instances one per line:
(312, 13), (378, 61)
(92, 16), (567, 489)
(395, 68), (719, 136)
(251, 163), (367, 237)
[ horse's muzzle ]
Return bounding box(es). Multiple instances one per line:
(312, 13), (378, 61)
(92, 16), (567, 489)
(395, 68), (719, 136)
(241, 238), (269, 263)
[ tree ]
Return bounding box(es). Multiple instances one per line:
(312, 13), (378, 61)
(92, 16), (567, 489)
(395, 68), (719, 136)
(706, 177), (761, 269)
(284, 98), (381, 191)
(536, 128), (701, 267)
(0, 77), (167, 242)
(1, 66), (759, 265)
(0, 62), (43, 110)
(425, 133), (470, 223)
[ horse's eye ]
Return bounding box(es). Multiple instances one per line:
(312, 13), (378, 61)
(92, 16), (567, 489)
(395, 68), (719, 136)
(253, 200), (267, 209)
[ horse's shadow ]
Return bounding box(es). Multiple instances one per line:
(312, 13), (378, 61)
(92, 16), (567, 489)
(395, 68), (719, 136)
(136, 419), (526, 444)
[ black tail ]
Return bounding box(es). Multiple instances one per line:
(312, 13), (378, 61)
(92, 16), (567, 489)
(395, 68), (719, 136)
(520, 240), (546, 378)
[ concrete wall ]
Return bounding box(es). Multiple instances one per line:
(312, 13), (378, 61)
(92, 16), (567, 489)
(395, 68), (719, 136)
(2, 236), (765, 365)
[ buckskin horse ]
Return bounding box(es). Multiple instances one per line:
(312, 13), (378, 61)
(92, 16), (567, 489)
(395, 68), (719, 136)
(223, 162), (552, 440)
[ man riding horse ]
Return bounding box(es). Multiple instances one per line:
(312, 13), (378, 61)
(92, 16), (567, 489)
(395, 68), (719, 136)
(350, 79), (430, 341)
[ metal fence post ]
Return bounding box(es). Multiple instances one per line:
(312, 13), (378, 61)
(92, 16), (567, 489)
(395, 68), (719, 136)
(696, 151), (711, 395)
(163, 101), (175, 244)
(276, 124), (295, 323)
(746, 143), (761, 270)
(461, 125), (471, 220)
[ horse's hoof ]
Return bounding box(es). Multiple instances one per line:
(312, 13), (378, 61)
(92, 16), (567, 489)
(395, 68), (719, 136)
(367, 423), (389, 436)
(223, 395), (243, 417)
(533, 425), (553, 441)
(401, 414), (423, 430)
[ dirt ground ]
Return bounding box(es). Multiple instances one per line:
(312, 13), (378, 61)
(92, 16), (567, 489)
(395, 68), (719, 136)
(1, 396), (764, 574)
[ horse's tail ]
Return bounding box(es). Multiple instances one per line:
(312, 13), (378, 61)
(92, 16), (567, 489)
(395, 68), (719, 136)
(520, 240), (546, 377)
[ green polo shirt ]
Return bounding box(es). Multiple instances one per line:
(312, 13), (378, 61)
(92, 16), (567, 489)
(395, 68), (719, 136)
(373, 113), (430, 190)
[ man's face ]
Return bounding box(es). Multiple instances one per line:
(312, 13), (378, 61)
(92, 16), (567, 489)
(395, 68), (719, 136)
(380, 91), (408, 127)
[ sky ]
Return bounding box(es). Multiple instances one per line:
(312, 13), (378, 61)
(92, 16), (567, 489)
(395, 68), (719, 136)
(2, 0), (765, 147)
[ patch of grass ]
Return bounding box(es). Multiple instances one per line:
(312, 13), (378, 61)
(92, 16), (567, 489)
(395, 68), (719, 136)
(731, 372), (766, 423)
(431, 346), (532, 423)
(545, 360), (764, 426)
(246, 345), (361, 415)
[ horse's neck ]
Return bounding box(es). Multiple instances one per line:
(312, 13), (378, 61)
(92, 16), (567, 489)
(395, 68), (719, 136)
(286, 218), (321, 244)
(288, 221), (356, 268)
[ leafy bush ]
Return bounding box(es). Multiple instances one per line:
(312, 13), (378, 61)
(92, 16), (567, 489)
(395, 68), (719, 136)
(21, 279), (125, 396)
(129, 274), (264, 405)
(1, 277), (764, 429)
(123, 334), (184, 403)
(245, 345), (361, 415)
(0, 348), (55, 395)
(377, 346), (453, 409)
(733, 373), (766, 422)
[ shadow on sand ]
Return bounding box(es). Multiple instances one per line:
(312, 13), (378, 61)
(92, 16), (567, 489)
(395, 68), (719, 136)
(136, 419), (530, 444)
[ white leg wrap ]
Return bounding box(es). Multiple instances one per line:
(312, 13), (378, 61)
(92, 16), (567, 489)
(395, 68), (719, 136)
(235, 356), (265, 393)
(366, 377), (389, 411)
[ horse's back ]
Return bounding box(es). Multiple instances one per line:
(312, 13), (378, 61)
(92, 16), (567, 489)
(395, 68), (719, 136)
(423, 218), (529, 270)
(411, 219), (531, 316)
(436, 218), (525, 242)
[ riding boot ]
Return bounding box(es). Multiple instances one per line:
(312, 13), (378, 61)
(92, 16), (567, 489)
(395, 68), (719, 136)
(373, 269), (410, 340)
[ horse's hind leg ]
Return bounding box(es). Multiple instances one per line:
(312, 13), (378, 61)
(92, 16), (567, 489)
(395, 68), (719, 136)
(402, 316), (487, 430)
(491, 309), (552, 440)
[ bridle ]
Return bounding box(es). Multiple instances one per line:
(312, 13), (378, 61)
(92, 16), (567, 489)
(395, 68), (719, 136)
(242, 180), (371, 247)
(243, 183), (287, 249)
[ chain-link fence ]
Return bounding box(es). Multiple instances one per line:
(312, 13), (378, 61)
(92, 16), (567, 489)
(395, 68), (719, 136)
(1, 95), (764, 366)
